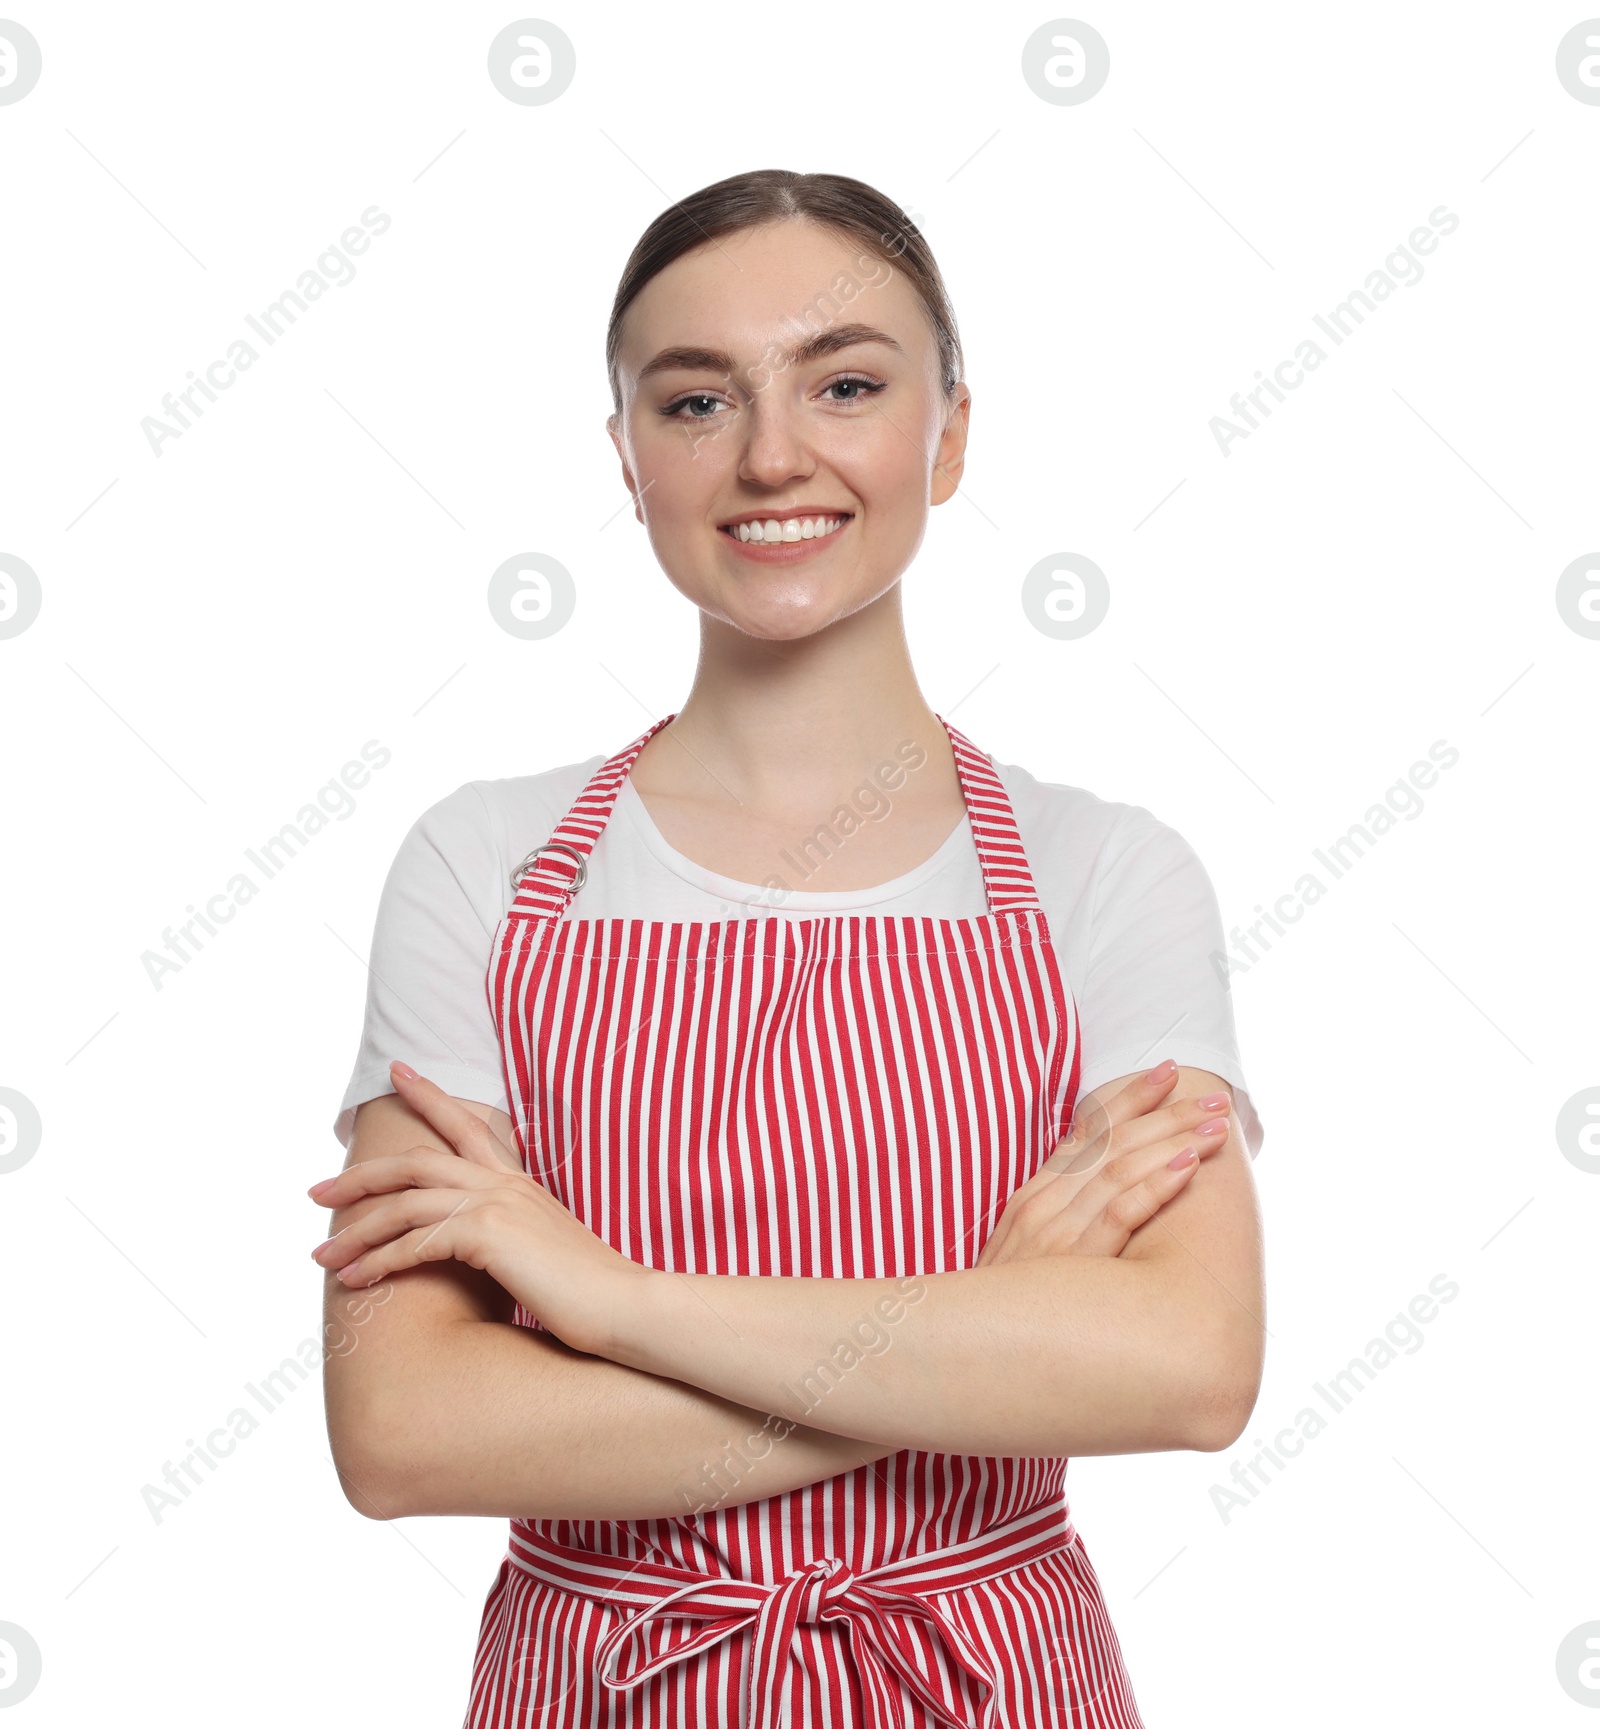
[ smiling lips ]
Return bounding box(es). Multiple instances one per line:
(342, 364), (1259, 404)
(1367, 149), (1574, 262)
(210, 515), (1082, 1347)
(720, 512), (851, 544)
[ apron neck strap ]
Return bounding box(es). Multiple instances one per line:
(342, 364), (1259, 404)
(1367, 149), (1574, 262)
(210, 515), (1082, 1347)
(940, 716), (1044, 915)
(507, 712), (1042, 919)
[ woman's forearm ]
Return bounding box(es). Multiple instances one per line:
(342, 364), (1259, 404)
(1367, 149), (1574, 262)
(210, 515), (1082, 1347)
(602, 1257), (1235, 1458)
(368, 1316), (899, 1521)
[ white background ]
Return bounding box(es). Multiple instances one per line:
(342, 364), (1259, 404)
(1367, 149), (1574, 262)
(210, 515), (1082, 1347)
(2, 1), (1596, 1723)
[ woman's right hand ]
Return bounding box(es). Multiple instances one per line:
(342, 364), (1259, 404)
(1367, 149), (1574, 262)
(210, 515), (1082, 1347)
(975, 1063), (1231, 1267)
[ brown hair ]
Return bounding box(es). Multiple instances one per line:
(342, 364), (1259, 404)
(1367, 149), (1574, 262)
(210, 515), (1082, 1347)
(604, 169), (964, 414)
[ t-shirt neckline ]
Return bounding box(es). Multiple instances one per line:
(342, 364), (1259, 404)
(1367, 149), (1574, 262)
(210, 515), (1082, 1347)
(613, 776), (974, 910)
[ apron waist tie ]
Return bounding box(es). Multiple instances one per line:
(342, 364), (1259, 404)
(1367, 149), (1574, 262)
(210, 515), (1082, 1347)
(507, 1499), (1077, 1729)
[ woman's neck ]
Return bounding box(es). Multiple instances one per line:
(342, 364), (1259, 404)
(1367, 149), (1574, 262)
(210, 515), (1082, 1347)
(634, 588), (952, 809)
(626, 586), (971, 891)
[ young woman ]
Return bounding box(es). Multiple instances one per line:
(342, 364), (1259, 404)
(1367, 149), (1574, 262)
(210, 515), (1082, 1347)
(312, 170), (1266, 1729)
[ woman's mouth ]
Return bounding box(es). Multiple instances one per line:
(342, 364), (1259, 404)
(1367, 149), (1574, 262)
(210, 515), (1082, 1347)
(716, 512), (853, 562)
(721, 513), (850, 544)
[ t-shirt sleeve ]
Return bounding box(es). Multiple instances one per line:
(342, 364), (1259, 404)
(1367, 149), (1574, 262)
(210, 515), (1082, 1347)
(331, 782), (516, 1148)
(1074, 808), (1265, 1159)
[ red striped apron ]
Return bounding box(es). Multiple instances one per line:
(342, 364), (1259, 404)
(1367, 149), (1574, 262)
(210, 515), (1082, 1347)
(470, 714), (1147, 1728)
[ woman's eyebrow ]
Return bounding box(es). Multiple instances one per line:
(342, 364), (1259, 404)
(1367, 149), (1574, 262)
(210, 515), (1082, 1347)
(636, 323), (904, 383)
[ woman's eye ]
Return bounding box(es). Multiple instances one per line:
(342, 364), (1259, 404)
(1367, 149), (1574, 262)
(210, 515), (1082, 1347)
(824, 375), (886, 404)
(659, 375), (886, 420)
(661, 393), (726, 420)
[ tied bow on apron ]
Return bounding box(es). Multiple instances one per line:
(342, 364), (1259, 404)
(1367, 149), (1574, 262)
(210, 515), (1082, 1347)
(528, 1502), (1080, 1729)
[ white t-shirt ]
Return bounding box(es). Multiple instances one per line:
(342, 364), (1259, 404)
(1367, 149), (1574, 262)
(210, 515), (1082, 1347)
(334, 753), (1264, 1160)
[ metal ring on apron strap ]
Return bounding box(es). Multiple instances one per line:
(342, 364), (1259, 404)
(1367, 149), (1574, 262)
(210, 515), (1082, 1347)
(510, 840), (589, 892)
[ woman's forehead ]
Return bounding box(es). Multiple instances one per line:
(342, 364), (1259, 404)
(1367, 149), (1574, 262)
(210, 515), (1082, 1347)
(617, 224), (924, 370)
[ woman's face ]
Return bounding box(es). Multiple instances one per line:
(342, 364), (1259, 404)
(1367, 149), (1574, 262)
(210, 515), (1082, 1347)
(607, 218), (970, 641)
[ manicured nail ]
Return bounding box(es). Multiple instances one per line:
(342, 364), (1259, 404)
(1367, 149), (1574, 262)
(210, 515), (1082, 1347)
(337, 1259), (365, 1282)
(392, 1060), (419, 1081)
(1196, 1091), (1230, 1111)
(307, 1178), (336, 1197)
(1195, 1117), (1228, 1138)
(1144, 1059), (1176, 1082)
(1167, 1146), (1197, 1170)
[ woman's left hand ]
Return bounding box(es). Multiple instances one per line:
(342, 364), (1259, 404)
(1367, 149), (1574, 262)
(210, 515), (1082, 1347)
(308, 1060), (650, 1358)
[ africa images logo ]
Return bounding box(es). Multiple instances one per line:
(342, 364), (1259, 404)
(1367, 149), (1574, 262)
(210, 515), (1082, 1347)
(1209, 206), (1460, 456)
(140, 206), (392, 456)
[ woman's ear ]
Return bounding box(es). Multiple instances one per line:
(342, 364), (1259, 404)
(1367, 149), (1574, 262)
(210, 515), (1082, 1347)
(605, 414), (645, 524)
(930, 386), (972, 506)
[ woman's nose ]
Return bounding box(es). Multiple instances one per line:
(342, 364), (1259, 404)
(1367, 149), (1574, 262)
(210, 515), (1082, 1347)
(736, 401), (814, 486)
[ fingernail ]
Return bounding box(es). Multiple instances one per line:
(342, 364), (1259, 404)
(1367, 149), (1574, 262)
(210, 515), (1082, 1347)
(392, 1060), (419, 1081)
(1196, 1092), (1230, 1111)
(1195, 1117), (1228, 1138)
(1167, 1146), (1197, 1169)
(1144, 1059), (1176, 1082)
(307, 1178), (336, 1197)
(337, 1259), (364, 1282)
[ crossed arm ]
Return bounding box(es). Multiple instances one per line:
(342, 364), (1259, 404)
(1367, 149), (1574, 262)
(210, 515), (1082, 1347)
(320, 1068), (1264, 1523)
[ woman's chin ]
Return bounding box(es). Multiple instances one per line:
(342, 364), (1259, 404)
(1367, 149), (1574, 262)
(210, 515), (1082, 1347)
(663, 568), (864, 640)
(710, 599), (847, 643)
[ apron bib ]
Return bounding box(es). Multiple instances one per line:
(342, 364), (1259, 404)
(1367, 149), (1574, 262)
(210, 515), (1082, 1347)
(468, 714), (1146, 1728)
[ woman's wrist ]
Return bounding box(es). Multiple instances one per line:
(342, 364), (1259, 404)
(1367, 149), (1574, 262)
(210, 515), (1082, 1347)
(585, 1258), (670, 1366)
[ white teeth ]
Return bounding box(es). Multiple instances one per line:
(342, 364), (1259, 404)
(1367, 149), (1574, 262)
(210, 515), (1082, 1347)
(732, 515), (847, 543)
